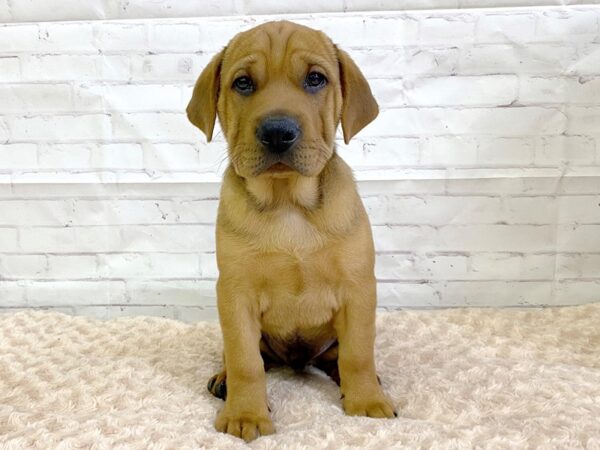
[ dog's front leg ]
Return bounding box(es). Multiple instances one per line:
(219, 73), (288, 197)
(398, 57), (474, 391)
(334, 281), (397, 419)
(214, 280), (274, 442)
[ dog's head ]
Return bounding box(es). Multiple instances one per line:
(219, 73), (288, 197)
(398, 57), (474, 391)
(187, 21), (378, 179)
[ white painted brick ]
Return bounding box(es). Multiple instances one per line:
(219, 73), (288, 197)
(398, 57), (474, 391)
(90, 144), (144, 169)
(19, 227), (122, 253)
(368, 107), (566, 137)
(537, 10), (599, 42)
(20, 55), (130, 81)
(0, 200), (71, 226)
(102, 305), (176, 319)
(175, 200), (219, 224)
(0, 229), (18, 252)
(419, 16), (476, 45)
(150, 24), (201, 52)
(130, 54), (208, 81)
(7, 0), (105, 23)
(74, 83), (183, 112)
(0, 144), (37, 169)
(98, 253), (199, 278)
(439, 281), (553, 306)
(558, 176), (600, 195)
(0, 56), (20, 82)
(144, 143), (200, 170)
(37, 143), (91, 169)
(0, 254), (47, 278)
(0, 281), (26, 306)
(25, 280), (127, 306)
(363, 195), (503, 225)
(0, 24), (39, 52)
(520, 76), (600, 105)
(476, 13), (537, 43)
(337, 138), (421, 168)
(111, 112), (197, 141)
(556, 254), (600, 278)
(46, 255), (98, 279)
(71, 200), (178, 225)
(0, 84), (72, 113)
(535, 136), (596, 166)
(126, 279), (215, 305)
(376, 253), (469, 280)
(0, 1), (9, 20)
(469, 253), (555, 280)
(38, 23), (95, 52)
(554, 280), (600, 305)
(369, 79), (405, 108)
(376, 282), (439, 307)
(557, 196), (600, 224)
(502, 197), (557, 224)
(420, 137), (478, 166)
(8, 114), (111, 142)
(174, 306), (218, 323)
(568, 44), (600, 75)
(120, 225), (215, 252)
(566, 107), (600, 134)
(147, 253), (200, 278)
(118, 0), (237, 20)
(557, 224), (600, 251)
(353, 48), (460, 79)
(457, 44), (577, 75)
(477, 138), (535, 166)
(402, 75), (517, 107)
(199, 252), (218, 279)
(95, 23), (147, 51)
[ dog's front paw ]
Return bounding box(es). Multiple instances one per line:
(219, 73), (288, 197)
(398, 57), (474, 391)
(215, 407), (275, 442)
(343, 391), (397, 419)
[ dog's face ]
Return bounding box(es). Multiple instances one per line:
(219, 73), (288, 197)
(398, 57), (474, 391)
(187, 21), (378, 179)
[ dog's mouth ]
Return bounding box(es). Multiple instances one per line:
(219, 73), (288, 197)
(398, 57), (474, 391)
(265, 162), (294, 173)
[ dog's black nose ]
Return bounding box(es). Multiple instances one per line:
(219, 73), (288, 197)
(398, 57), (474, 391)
(256, 116), (301, 154)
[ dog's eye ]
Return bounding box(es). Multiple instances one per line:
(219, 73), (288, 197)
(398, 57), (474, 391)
(232, 76), (255, 95)
(304, 71), (327, 92)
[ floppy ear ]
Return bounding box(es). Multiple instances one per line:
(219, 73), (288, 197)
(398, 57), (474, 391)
(336, 47), (379, 144)
(186, 50), (224, 142)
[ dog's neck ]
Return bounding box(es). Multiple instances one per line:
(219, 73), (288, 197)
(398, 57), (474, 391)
(244, 172), (321, 211)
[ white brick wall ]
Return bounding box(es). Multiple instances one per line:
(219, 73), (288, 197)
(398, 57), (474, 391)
(1, 6), (600, 321)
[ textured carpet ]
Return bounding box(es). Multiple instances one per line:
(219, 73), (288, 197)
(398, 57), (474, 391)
(1, 306), (600, 449)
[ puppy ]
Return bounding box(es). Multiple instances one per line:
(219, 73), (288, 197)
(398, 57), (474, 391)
(186, 20), (395, 442)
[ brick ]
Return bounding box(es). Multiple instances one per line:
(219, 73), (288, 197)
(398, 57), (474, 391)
(0, 144), (37, 169)
(144, 143), (200, 170)
(126, 279), (216, 305)
(420, 137), (478, 166)
(0, 24), (39, 52)
(8, 0), (103, 22)
(376, 281), (440, 307)
(46, 255), (98, 279)
(457, 44), (577, 76)
(120, 225), (215, 252)
(569, 44), (600, 75)
(535, 136), (596, 166)
(556, 254), (600, 278)
(521, 76), (600, 105)
(25, 280), (127, 306)
(71, 199), (178, 226)
(476, 13), (536, 43)
(90, 144), (144, 169)
(174, 306), (218, 323)
(74, 83), (183, 112)
(199, 252), (218, 278)
(175, 200), (219, 224)
(419, 16), (476, 45)
(20, 55), (130, 81)
(554, 281), (600, 305)
(98, 253), (199, 278)
(502, 197), (557, 224)
(38, 23), (95, 52)
(0, 229), (18, 252)
(103, 305), (176, 320)
(130, 54), (209, 81)
(566, 107), (600, 134)
(376, 253), (469, 280)
(0, 281), (26, 306)
(439, 281), (553, 306)
(402, 75), (517, 107)
(363, 195), (503, 225)
(556, 196), (600, 224)
(95, 23), (147, 51)
(337, 138), (420, 168)
(112, 112), (197, 141)
(367, 107), (566, 137)
(469, 253), (555, 280)
(8, 114), (111, 141)
(0, 84), (72, 113)
(0, 254), (47, 278)
(150, 24), (201, 52)
(477, 138), (534, 166)
(38, 143), (91, 169)
(19, 227), (122, 252)
(0, 57), (20, 82)
(119, 0), (236, 19)
(537, 10), (599, 42)
(557, 224), (600, 251)
(0, 200), (71, 226)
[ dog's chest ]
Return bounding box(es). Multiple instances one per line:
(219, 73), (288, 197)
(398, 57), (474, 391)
(258, 208), (323, 253)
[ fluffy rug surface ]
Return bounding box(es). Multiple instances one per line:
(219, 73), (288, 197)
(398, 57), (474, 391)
(1, 305), (600, 449)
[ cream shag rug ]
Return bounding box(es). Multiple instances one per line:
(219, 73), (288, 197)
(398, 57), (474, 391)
(1, 306), (600, 450)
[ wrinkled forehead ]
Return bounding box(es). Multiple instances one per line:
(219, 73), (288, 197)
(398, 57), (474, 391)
(221, 22), (338, 79)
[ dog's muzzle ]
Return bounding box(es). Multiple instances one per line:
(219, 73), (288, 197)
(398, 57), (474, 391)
(256, 116), (301, 155)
